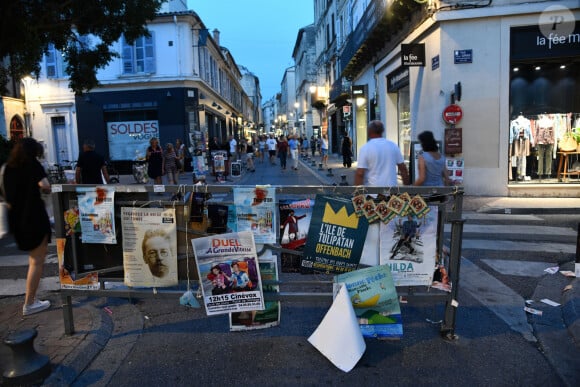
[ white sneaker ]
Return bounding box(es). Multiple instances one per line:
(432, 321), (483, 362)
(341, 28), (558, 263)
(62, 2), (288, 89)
(22, 300), (51, 316)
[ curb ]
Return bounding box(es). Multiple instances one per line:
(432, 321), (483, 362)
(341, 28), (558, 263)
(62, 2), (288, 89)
(43, 297), (113, 386)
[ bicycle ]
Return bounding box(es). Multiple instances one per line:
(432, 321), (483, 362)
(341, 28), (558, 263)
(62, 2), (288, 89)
(106, 161), (120, 184)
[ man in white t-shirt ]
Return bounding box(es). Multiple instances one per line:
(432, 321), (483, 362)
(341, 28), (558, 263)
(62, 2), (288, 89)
(354, 120), (409, 187)
(355, 120), (409, 268)
(229, 135), (238, 161)
(266, 134), (278, 165)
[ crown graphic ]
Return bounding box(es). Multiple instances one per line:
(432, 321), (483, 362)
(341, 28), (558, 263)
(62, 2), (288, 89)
(322, 203), (359, 229)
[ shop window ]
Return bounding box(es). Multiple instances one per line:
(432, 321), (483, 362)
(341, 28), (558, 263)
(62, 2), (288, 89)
(122, 33), (156, 74)
(397, 86), (411, 163)
(509, 62), (580, 183)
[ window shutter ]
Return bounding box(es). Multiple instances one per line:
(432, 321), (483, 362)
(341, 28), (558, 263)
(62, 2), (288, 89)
(144, 33), (156, 73)
(46, 44), (57, 78)
(122, 35), (134, 74)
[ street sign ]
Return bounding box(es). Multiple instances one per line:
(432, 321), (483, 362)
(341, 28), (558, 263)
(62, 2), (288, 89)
(442, 104), (463, 125)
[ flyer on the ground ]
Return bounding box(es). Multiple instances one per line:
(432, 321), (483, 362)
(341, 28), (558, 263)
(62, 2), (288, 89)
(76, 186), (116, 244)
(233, 186), (276, 244)
(192, 231), (265, 316)
(230, 255), (280, 331)
(301, 194), (369, 274)
(278, 198), (315, 272)
(121, 207), (178, 287)
(56, 238), (100, 290)
(379, 206), (438, 286)
(335, 265), (403, 338)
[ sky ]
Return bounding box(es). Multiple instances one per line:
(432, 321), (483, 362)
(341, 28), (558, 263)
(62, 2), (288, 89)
(187, 0), (314, 101)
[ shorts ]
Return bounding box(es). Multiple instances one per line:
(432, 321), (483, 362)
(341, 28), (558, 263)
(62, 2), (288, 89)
(269, 150), (276, 157)
(321, 149), (328, 156)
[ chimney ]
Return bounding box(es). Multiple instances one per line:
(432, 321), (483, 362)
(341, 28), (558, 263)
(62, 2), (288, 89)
(212, 29), (220, 46)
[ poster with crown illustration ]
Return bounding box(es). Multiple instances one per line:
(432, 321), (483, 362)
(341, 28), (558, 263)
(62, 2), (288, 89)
(301, 195), (369, 274)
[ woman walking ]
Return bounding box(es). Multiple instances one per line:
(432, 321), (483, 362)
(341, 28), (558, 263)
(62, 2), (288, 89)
(277, 135), (289, 170)
(163, 143), (179, 184)
(320, 134), (329, 167)
(146, 137), (164, 185)
(3, 138), (52, 315)
(341, 134), (352, 168)
(413, 131), (452, 186)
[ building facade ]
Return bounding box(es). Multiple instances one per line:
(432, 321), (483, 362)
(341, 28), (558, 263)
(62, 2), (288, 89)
(19, 1), (259, 174)
(313, 0), (580, 197)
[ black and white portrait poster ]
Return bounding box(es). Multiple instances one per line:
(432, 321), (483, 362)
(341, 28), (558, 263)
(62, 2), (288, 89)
(121, 207), (178, 287)
(379, 206), (438, 286)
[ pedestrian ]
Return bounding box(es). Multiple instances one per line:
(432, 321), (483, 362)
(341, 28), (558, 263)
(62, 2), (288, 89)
(75, 138), (110, 184)
(277, 135), (289, 170)
(163, 143), (179, 184)
(175, 138), (185, 173)
(341, 133), (353, 168)
(310, 135), (317, 157)
(320, 134), (329, 167)
(229, 135), (238, 161)
(245, 138), (256, 172)
(258, 135), (266, 163)
(413, 130), (452, 186)
(354, 120), (409, 186)
(302, 136), (309, 157)
(3, 138), (52, 315)
(288, 134), (300, 170)
(266, 134), (278, 165)
(146, 137), (164, 185)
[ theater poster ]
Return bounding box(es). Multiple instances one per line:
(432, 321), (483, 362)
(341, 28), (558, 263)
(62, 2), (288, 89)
(278, 198), (314, 272)
(379, 206), (438, 286)
(335, 265), (403, 339)
(192, 231), (265, 316)
(230, 256), (280, 331)
(56, 238), (100, 290)
(233, 186), (276, 244)
(301, 195), (368, 274)
(121, 207), (178, 288)
(76, 186), (116, 244)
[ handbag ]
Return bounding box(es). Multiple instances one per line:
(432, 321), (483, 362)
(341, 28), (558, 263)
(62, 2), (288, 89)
(175, 157), (182, 170)
(558, 133), (577, 152)
(0, 164), (11, 238)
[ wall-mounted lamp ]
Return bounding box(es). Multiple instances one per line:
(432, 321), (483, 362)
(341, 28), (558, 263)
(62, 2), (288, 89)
(226, 111), (231, 115)
(212, 102), (218, 107)
(166, 91), (172, 98)
(217, 105), (222, 110)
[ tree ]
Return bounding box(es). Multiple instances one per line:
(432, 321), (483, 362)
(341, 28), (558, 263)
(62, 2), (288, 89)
(0, 0), (164, 95)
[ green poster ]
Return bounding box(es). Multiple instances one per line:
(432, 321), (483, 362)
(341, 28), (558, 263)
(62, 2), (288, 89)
(301, 194), (369, 274)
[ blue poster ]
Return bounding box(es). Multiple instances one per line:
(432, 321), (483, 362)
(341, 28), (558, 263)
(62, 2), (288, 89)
(335, 265), (403, 338)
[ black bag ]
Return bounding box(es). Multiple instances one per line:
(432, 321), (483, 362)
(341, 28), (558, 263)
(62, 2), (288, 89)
(175, 158), (182, 170)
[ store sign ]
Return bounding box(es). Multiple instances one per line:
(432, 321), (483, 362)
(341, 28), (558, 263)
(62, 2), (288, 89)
(511, 21), (580, 60)
(352, 85), (365, 97)
(444, 127), (462, 154)
(442, 104), (463, 125)
(401, 44), (425, 66)
(107, 120), (159, 160)
(454, 49), (473, 64)
(387, 67), (409, 92)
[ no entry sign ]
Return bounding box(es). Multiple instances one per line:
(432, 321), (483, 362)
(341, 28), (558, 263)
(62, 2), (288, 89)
(442, 104), (463, 125)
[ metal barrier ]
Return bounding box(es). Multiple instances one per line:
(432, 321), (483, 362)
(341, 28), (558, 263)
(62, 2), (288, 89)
(51, 184), (464, 339)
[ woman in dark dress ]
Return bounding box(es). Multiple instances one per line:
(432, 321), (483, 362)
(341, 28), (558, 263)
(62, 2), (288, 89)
(146, 137), (164, 185)
(341, 134), (353, 168)
(3, 138), (52, 315)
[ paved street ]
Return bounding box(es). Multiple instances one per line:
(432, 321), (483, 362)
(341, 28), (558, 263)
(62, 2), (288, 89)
(0, 153), (579, 386)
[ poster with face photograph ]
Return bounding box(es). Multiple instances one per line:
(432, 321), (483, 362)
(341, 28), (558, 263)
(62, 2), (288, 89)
(379, 206), (438, 286)
(121, 207), (178, 287)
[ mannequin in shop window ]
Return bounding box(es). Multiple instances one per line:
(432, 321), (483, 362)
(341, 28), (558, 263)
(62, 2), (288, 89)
(534, 114), (555, 179)
(509, 114), (534, 181)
